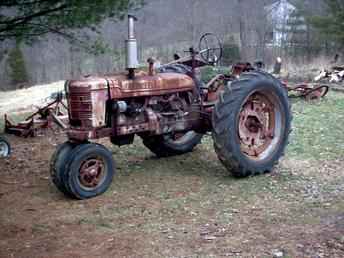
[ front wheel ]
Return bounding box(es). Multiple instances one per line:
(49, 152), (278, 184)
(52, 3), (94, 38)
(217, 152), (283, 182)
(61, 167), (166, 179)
(212, 71), (292, 177)
(50, 141), (75, 196)
(61, 143), (115, 199)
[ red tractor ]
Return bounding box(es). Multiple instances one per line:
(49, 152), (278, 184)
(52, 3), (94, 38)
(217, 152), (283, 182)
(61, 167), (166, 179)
(51, 15), (292, 199)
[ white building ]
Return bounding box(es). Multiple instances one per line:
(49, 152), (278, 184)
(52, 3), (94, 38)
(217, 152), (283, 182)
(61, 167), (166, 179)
(265, 0), (305, 46)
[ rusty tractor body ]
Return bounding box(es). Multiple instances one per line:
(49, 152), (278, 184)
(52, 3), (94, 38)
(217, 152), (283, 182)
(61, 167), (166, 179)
(66, 72), (198, 142)
(51, 15), (292, 199)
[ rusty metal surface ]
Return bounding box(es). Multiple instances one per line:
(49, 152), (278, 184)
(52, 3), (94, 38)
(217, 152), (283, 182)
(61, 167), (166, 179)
(283, 82), (329, 101)
(79, 158), (106, 190)
(305, 85), (329, 101)
(107, 73), (195, 99)
(116, 123), (150, 135)
(68, 78), (110, 128)
(238, 93), (276, 158)
(69, 72), (194, 99)
(66, 72), (197, 141)
(67, 127), (112, 141)
(67, 83), (93, 128)
(204, 74), (226, 103)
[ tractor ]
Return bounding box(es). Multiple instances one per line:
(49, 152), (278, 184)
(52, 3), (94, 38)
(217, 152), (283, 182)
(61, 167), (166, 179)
(51, 15), (292, 199)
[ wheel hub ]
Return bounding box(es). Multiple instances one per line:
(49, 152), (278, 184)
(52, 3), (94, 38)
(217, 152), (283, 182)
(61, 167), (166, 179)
(79, 158), (105, 188)
(238, 93), (276, 158)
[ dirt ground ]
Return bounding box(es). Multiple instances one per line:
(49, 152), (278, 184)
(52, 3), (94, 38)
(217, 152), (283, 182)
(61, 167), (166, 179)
(0, 93), (344, 258)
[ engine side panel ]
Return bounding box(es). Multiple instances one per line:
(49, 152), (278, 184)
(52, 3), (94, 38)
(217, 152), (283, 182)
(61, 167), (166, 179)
(66, 73), (196, 141)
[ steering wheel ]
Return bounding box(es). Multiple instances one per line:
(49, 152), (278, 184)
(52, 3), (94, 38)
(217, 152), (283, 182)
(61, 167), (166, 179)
(198, 33), (223, 64)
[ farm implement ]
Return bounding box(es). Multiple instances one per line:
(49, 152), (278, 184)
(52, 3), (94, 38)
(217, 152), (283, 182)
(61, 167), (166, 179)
(227, 61), (330, 101)
(4, 92), (68, 137)
(282, 82), (329, 101)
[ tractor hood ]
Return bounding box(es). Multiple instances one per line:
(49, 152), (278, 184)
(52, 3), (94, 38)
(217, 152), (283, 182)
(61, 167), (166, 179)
(68, 72), (195, 100)
(107, 72), (195, 99)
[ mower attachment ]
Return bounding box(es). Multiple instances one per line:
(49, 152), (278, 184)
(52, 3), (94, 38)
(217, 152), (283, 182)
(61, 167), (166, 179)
(4, 92), (68, 137)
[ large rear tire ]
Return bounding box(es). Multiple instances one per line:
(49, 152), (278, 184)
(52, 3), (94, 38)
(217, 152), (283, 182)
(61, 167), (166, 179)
(212, 71), (292, 177)
(142, 131), (202, 157)
(141, 64), (203, 157)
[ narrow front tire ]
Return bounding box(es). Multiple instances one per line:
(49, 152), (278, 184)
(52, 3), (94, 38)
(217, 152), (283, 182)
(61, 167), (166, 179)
(63, 143), (115, 200)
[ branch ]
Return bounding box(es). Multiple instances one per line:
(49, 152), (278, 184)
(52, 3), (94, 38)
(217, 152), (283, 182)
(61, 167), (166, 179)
(0, 31), (50, 38)
(23, 22), (101, 54)
(0, 4), (68, 33)
(0, 0), (51, 7)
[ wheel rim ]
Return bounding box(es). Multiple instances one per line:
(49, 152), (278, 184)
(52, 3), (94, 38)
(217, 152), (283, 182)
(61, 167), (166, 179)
(238, 91), (283, 161)
(0, 141), (9, 158)
(78, 157), (107, 190)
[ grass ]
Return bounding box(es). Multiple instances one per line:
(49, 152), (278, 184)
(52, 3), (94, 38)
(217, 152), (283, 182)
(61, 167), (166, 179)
(287, 91), (344, 160)
(90, 92), (344, 241)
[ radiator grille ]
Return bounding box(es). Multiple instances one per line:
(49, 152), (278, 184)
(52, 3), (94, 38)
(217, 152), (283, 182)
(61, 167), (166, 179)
(68, 86), (92, 124)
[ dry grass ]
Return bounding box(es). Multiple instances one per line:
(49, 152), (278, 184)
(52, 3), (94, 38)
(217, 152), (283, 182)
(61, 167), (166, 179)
(0, 81), (65, 116)
(282, 56), (335, 82)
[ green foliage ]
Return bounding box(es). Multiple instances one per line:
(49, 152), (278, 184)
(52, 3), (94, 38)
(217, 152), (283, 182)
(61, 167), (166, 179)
(222, 42), (241, 65)
(7, 43), (29, 86)
(307, 0), (344, 49)
(200, 66), (230, 84)
(0, 0), (144, 51)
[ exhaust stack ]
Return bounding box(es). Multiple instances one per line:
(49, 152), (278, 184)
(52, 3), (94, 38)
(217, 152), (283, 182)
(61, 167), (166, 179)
(126, 15), (139, 79)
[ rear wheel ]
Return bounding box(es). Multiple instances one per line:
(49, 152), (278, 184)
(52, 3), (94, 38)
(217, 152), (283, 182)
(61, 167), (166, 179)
(142, 63), (203, 157)
(212, 71), (291, 177)
(142, 131), (202, 157)
(0, 136), (10, 158)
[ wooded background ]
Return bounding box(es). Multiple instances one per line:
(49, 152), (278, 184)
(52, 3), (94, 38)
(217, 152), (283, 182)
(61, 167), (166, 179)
(0, 0), (341, 90)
